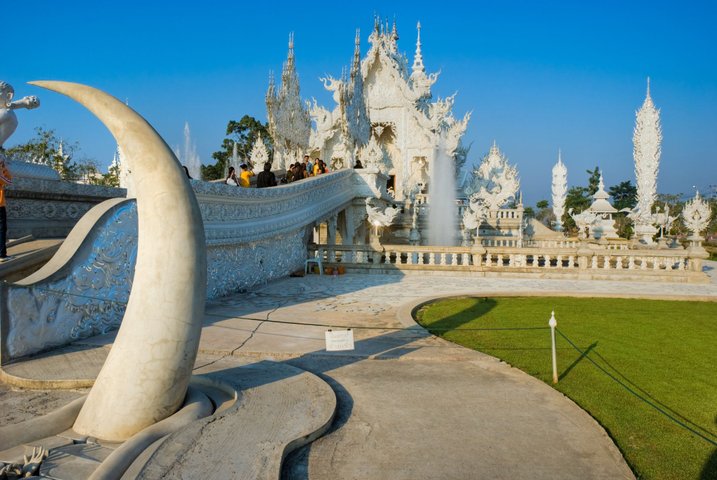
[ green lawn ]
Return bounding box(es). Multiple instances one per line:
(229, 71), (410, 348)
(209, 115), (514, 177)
(414, 296), (717, 480)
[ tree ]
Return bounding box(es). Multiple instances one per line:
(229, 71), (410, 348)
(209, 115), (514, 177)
(608, 181), (637, 211)
(560, 167), (601, 234)
(606, 180), (638, 238)
(5, 127), (96, 182)
(534, 199), (555, 227)
(586, 166), (601, 196)
(203, 115), (273, 180)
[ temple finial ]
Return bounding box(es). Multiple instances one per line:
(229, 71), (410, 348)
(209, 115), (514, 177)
(352, 29), (362, 75)
(558, 148), (562, 164)
(646, 76), (651, 98)
(411, 21), (425, 74)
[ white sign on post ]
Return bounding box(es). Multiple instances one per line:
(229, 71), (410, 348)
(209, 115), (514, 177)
(325, 329), (355, 351)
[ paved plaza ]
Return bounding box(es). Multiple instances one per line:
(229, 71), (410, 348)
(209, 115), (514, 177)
(4, 266), (715, 478)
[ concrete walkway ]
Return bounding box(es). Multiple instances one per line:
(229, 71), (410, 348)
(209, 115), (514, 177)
(3, 266), (717, 478)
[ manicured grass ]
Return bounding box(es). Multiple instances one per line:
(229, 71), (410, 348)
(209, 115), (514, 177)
(414, 297), (717, 480)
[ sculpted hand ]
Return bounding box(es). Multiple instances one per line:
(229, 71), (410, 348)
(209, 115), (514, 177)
(21, 446), (47, 477)
(11, 96), (40, 110)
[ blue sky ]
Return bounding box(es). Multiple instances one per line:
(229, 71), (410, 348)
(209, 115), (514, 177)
(5, 0), (716, 204)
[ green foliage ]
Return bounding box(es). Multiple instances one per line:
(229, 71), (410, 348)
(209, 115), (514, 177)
(563, 186), (589, 234)
(416, 296), (717, 480)
(533, 199), (555, 227)
(606, 181), (637, 238)
(586, 166), (601, 195)
(561, 167), (602, 234)
(203, 115), (273, 181)
(523, 206), (535, 219)
(608, 181), (637, 211)
(5, 127), (98, 182)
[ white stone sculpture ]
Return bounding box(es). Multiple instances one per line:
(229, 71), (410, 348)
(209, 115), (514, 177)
(653, 205), (676, 241)
(32, 81), (206, 442)
(0, 446), (47, 477)
(365, 197), (399, 227)
(569, 208), (599, 240)
(682, 191), (711, 238)
(249, 132), (270, 170)
(461, 197), (489, 244)
(0, 81), (40, 150)
(629, 79), (662, 243)
(266, 34), (311, 170)
(359, 133), (391, 174)
(464, 142), (520, 211)
(551, 150), (567, 231)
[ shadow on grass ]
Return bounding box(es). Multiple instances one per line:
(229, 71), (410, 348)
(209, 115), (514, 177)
(701, 416), (717, 480)
(559, 342), (597, 381)
(416, 297), (497, 333)
(589, 349), (717, 439)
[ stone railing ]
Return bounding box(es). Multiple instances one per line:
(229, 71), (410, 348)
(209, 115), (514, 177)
(309, 243), (707, 283)
(191, 169), (355, 245)
(524, 239), (581, 249)
(6, 176), (125, 238)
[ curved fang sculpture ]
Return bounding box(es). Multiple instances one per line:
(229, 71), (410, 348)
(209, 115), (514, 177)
(29, 81), (207, 441)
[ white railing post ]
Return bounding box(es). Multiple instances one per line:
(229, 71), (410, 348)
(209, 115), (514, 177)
(549, 311), (558, 384)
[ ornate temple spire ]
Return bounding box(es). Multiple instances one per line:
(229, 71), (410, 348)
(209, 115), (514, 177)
(351, 29), (361, 77)
(281, 33), (296, 87)
(266, 32), (311, 169)
(412, 22), (425, 75)
(631, 77), (662, 240)
(551, 149), (568, 231)
(265, 70), (275, 104)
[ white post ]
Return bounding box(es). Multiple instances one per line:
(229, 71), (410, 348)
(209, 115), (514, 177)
(549, 310), (558, 384)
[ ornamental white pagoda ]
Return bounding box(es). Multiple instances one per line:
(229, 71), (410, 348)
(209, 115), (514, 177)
(266, 34), (311, 170)
(586, 173), (619, 240)
(462, 142), (523, 243)
(464, 142), (520, 211)
(629, 78), (662, 244)
(551, 151), (568, 231)
(308, 18), (470, 201)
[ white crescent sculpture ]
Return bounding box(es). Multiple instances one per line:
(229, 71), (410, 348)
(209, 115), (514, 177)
(28, 81), (207, 441)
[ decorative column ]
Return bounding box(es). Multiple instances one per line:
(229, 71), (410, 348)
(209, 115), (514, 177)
(551, 150), (567, 231)
(327, 214), (338, 245)
(631, 78), (662, 244)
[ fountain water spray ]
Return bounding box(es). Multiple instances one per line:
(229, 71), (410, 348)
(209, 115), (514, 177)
(427, 143), (458, 245)
(182, 122), (202, 179)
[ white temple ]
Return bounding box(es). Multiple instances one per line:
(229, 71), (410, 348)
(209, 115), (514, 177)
(269, 19), (471, 201)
